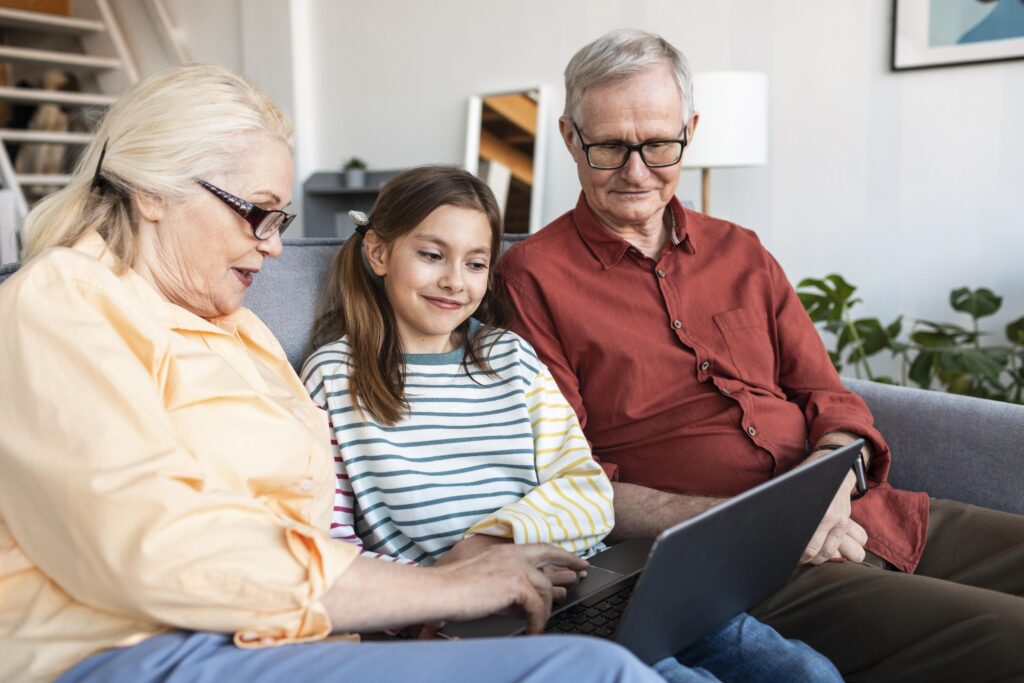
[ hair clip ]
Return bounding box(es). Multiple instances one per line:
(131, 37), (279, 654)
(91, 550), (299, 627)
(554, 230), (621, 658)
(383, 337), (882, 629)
(349, 210), (370, 236)
(91, 139), (110, 193)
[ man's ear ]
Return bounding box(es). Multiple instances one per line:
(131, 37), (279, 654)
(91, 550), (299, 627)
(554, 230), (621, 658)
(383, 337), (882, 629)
(687, 112), (700, 144)
(133, 190), (164, 223)
(363, 231), (388, 277)
(558, 116), (578, 161)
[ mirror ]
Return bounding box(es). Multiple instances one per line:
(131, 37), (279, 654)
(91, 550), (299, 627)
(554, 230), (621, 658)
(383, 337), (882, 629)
(464, 87), (549, 234)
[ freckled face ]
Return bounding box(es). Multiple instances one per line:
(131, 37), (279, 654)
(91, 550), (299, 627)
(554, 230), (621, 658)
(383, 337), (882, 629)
(368, 205), (493, 354)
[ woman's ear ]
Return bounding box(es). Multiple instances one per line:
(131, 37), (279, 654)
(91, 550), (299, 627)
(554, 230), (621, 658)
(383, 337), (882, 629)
(133, 190), (164, 223)
(363, 230), (388, 277)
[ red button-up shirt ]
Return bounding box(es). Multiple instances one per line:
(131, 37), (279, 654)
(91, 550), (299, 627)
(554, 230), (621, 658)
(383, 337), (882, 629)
(497, 194), (929, 573)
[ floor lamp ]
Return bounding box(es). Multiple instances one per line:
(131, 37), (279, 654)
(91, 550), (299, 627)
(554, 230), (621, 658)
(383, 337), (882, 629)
(683, 72), (768, 215)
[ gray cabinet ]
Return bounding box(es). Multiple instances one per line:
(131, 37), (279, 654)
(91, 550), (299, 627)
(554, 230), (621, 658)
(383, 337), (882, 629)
(302, 170), (404, 238)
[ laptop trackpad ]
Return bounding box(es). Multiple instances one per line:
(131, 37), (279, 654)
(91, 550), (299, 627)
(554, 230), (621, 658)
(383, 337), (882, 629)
(440, 565), (625, 639)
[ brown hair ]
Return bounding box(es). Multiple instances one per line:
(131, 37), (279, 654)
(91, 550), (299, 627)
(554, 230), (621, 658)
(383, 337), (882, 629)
(308, 165), (510, 425)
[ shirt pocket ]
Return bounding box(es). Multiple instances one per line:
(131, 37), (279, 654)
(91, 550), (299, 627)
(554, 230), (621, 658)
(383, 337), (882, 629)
(713, 307), (777, 389)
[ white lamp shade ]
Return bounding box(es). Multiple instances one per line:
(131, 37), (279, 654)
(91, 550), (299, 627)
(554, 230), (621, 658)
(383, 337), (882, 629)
(682, 71), (768, 169)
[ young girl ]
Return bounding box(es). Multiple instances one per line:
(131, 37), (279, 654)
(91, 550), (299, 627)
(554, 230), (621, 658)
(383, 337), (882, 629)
(301, 166), (614, 566)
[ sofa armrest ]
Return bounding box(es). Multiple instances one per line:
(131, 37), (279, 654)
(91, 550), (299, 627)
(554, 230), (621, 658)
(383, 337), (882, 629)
(843, 378), (1024, 515)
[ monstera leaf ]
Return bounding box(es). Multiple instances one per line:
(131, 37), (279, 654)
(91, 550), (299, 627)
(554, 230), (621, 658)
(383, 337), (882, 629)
(950, 287), (1002, 320)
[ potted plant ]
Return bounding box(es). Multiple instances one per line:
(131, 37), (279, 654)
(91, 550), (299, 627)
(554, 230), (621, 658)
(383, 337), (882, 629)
(342, 156), (368, 188)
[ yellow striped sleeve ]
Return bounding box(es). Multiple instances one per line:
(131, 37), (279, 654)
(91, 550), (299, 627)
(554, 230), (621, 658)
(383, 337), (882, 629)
(470, 367), (614, 554)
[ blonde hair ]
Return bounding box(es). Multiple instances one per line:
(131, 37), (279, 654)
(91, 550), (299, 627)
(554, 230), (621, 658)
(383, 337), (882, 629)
(22, 63), (292, 267)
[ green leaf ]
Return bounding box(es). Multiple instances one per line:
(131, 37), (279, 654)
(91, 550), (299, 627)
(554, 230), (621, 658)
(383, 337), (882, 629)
(1006, 317), (1024, 346)
(825, 274), (857, 306)
(873, 376), (896, 384)
(797, 292), (833, 323)
(854, 318), (889, 357)
(828, 350), (842, 372)
(950, 287), (1002, 320)
(909, 351), (934, 389)
(959, 349), (1006, 382)
(946, 374), (973, 395)
(886, 317), (903, 340)
(912, 331), (955, 347)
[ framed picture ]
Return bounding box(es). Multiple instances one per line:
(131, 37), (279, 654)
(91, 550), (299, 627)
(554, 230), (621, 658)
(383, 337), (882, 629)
(892, 0), (1024, 70)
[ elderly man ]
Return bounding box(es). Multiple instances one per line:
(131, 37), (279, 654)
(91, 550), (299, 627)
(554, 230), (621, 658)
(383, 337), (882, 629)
(497, 29), (1024, 681)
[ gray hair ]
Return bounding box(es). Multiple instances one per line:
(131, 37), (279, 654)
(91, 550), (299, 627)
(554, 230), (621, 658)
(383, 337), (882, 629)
(563, 29), (693, 133)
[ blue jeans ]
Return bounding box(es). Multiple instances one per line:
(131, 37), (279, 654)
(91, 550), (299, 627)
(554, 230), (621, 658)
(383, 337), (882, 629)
(655, 612), (842, 682)
(58, 613), (838, 683)
(58, 630), (663, 683)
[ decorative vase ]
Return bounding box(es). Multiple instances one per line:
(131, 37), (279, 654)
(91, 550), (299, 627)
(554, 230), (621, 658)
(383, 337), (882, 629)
(344, 168), (366, 188)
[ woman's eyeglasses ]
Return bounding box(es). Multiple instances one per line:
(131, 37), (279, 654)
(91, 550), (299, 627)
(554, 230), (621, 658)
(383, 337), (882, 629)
(197, 178), (296, 240)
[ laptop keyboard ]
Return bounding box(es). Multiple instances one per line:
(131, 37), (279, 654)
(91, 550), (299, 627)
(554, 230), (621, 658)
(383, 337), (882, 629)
(544, 585), (633, 639)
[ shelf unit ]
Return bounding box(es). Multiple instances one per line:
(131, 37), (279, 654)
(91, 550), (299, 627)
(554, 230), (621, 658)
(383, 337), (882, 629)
(303, 169), (404, 238)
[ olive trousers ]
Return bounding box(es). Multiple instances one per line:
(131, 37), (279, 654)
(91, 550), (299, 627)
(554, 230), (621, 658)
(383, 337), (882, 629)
(751, 498), (1024, 682)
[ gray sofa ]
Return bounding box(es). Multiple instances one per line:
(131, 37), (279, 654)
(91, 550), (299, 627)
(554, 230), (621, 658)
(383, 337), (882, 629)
(2, 238), (1022, 516)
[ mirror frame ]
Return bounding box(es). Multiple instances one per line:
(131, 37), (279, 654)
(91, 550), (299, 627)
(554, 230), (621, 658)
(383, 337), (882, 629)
(463, 85), (550, 234)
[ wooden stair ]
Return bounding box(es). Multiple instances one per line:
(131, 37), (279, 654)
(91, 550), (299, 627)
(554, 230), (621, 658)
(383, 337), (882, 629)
(0, 0), (137, 221)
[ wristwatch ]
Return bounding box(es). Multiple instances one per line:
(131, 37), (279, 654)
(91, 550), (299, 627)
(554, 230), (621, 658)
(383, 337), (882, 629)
(815, 443), (869, 500)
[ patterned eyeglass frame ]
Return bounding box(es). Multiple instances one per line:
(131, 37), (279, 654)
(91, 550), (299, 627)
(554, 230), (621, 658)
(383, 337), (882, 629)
(196, 178), (296, 239)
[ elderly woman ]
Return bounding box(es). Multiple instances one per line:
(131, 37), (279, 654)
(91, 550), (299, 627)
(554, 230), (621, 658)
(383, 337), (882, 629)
(0, 65), (663, 683)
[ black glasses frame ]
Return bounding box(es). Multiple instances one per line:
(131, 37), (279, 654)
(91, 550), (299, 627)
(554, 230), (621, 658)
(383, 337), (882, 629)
(572, 121), (689, 170)
(197, 178), (296, 240)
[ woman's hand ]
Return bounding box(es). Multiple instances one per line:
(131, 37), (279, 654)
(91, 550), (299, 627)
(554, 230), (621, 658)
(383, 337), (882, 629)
(435, 544), (588, 633)
(436, 535), (586, 602)
(322, 543), (588, 635)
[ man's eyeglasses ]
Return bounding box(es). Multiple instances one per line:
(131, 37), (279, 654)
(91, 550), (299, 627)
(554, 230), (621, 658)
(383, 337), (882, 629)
(197, 179), (296, 240)
(573, 122), (688, 170)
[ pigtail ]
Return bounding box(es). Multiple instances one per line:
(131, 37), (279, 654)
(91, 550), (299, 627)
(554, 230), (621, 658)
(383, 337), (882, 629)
(308, 232), (407, 424)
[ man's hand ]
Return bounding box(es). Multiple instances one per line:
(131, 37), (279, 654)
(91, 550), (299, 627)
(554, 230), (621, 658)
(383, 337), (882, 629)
(800, 445), (870, 565)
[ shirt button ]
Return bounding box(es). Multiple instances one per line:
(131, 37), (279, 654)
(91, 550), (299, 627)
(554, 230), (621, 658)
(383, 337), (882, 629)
(672, 320), (682, 329)
(657, 269), (666, 278)
(700, 361), (710, 371)
(747, 426), (757, 437)
(721, 388), (731, 396)
(299, 477), (312, 492)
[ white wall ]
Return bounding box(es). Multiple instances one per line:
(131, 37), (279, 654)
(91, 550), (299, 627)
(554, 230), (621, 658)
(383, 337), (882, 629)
(149, 0), (1024, 341)
(297, 0), (1024, 342)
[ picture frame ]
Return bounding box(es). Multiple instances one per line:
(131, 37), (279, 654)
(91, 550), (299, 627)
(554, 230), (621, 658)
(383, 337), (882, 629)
(892, 0), (1024, 71)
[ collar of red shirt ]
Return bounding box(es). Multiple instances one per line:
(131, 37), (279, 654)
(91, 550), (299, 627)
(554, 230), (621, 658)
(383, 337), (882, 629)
(571, 192), (697, 269)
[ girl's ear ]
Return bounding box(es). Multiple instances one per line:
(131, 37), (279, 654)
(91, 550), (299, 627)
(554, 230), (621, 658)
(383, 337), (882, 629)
(363, 230), (388, 277)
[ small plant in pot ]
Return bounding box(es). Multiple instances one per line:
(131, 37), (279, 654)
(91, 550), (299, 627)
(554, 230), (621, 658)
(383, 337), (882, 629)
(342, 156), (368, 188)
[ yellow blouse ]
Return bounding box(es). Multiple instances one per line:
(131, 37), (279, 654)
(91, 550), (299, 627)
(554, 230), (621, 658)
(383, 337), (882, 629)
(0, 232), (357, 682)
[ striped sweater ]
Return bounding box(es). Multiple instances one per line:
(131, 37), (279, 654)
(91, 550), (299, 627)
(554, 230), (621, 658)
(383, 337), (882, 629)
(301, 327), (614, 565)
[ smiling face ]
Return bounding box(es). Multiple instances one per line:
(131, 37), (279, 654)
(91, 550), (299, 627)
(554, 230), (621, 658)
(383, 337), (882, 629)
(365, 204), (493, 355)
(561, 63), (696, 235)
(133, 133), (293, 319)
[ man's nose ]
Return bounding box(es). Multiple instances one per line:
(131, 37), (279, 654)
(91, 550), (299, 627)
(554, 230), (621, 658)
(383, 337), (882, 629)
(619, 149), (650, 181)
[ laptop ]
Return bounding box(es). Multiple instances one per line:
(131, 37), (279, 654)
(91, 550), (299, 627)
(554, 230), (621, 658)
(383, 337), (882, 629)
(440, 440), (863, 665)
